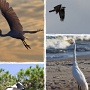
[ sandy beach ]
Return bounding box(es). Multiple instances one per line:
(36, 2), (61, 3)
(46, 55), (90, 90)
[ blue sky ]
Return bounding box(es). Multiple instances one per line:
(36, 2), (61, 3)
(0, 64), (44, 76)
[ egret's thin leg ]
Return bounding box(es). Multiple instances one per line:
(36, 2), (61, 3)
(78, 85), (80, 90)
(80, 86), (81, 90)
(78, 85), (81, 90)
(78, 85), (79, 90)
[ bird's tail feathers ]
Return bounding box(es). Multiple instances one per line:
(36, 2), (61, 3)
(60, 18), (64, 21)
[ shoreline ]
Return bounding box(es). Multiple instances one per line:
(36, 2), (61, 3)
(46, 55), (90, 90)
(47, 54), (90, 61)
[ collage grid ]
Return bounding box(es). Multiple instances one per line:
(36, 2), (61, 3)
(0, 0), (90, 90)
(46, 0), (90, 90)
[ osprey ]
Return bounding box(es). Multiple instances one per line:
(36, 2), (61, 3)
(59, 7), (66, 21)
(49, 4), (66, 21)
(49, 4), (62, 14)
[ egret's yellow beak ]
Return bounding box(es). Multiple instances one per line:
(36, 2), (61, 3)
(65, 39), (72, 43)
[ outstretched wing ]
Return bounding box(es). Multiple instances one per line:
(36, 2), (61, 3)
(54, 4), (61, 14)
(0, 0), (23, 32)
(49, 9), (55, 13)
(23, 29), (43, 34)
(59, 8), (65, 21)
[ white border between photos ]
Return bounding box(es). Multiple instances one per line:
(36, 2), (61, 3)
(44, 0), (46, 90)
(46, 34), (90, 36)
(0, 0), (46, 90)
(0, 62), (44, 64)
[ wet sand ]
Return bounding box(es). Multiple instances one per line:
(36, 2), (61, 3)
(46, 55), (90, 90)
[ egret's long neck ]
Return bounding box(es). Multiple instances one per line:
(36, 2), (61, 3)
(0, 33), (8, 37)
(73, 41), (77, 65)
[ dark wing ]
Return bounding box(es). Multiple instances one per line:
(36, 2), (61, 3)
(23, 29), (43, 34)
(54, 5), (61, 14)
(54, 4), (61, 10)
(49, 9), (55, 12)
(59, 8), (65, 21)
(0, 0), (23, 32)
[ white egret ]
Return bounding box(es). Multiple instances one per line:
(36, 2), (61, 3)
(69, 39), (88, 90)
(0, 0), (43, 49)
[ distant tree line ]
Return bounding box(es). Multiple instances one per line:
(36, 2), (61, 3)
(0, 65), (44, 90)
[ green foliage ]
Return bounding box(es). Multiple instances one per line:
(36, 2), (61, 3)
(0, 65), (44, 90)
(0, 68), (16, 90)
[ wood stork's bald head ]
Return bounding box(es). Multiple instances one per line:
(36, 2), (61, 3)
(16, 82), (24, 90)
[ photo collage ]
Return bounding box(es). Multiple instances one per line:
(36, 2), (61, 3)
(0, 0), (90, 90)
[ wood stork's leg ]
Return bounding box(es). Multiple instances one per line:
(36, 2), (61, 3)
(22, 40), (31, 49)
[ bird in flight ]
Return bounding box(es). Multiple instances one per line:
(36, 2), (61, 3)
(59, 7), (66, 21)
(49, 4), (62, 14)
(67, 39), (88, 90)
(0, 0), (43, 49)
(49, 4), (66, 21)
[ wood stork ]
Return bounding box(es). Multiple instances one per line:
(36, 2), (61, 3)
(6, 82), (24, 90)
(71, 39), (88, 90)
(0, 0), (43, 49)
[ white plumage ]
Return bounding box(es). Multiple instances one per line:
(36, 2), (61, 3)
(6, 82), (24, 90)
(71, 39), (88, 90)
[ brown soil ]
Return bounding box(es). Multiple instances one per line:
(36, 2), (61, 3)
(46, 55), (90, 90)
